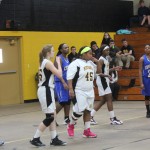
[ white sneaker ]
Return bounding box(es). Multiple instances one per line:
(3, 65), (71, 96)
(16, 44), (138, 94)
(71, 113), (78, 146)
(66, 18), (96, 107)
(110, 117), (123, 125)
(90, 117), (98, 125)
(62, 118), (70, 125)
(0, 140), (4, 146)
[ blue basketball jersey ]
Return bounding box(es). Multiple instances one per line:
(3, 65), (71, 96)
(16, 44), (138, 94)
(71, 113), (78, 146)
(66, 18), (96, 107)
(142, 55), (150, 78)
(142, 54), (150, 96)
(54, 54), (70, 82)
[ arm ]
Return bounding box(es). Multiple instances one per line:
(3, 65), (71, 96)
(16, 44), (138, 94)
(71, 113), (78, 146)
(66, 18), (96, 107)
(68, 79), (74, 98)
(139, 57), (144, 89)
(45, 59), (68, 89)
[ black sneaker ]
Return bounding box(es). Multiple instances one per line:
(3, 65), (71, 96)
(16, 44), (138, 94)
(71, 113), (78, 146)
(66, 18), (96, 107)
(50, 136), (67, 146)
(30, 137), (46, 147)
(146, 112), (150, 118)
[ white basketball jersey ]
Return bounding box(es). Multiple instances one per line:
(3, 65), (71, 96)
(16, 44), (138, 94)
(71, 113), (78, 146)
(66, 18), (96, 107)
(38, 59), (54, 89)
(67, 59), (96, 91)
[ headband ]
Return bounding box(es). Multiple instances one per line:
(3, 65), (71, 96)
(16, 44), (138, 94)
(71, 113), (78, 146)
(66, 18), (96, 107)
(80, 47), (91, 55)
(103, 46), (109, 51)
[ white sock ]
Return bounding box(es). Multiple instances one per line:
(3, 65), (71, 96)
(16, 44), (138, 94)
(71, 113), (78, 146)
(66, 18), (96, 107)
(33, 129), (42, 138)
(109, 111), (115, 119)
(91, 109), (96, 117)
(70, 118), (76, 125)
(84, 121), (90, 130)
(50, 130), (57, 140)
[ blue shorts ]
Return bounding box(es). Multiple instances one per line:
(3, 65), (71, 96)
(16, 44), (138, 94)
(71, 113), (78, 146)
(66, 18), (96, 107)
(55, 81), (70, 103)
(142, 77), (150, 96)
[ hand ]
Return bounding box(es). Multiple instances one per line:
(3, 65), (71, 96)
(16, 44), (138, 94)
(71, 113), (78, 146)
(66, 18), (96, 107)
(114, 66), (122, 71)
(108, 75), (113, 81)
(140, 84), (144, 89)
(91, 57), (98, 63)
(63, 82), (69, 90)
(69, 89), (75, 99)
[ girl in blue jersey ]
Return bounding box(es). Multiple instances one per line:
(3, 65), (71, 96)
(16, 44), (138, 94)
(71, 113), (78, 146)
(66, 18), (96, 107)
(54, 43), (71, 125)
(139, 44), (150, 118)
(30, 44), (67, 147)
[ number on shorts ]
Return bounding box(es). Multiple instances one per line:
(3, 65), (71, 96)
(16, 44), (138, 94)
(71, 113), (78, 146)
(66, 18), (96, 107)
(85, 72), (93, 81)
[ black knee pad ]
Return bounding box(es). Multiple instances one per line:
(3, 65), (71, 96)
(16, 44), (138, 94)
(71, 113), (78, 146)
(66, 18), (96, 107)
(43, 114), (54, 127)
(72, 112), (82, 120)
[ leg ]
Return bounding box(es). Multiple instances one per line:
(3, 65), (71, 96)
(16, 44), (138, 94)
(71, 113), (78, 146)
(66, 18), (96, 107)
(63, 101), (71, 124)
(30, 113), (54, 147)
(141, 16), (147, 26)
(145, 96), (150, 118)
(116, 55), (123, 67)
(147, 15), (150, 25)
(90, 96), (106, 125)
(49, 111), (67, 146)
(83, 110), (97, 138)
(125, 55), (135, 68)
(105, 94), (123, 125)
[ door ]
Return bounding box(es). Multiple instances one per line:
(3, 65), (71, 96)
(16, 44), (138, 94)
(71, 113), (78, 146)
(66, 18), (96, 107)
(0, 37), (22, 105)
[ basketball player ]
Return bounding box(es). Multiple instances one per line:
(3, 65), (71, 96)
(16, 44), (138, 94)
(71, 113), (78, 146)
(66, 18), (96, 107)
(139, 44), (150, 118)
(67, 46), (100, 138)
(54, 43), (71, 125)
(90, 45), (123, 125)
(30, 44), (67, 147)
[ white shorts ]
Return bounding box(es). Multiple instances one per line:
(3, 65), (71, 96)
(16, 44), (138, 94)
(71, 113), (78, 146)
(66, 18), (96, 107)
(96, 76), (111, 96)
(37, 86), (56, 114)
(73, 89), (94, 113)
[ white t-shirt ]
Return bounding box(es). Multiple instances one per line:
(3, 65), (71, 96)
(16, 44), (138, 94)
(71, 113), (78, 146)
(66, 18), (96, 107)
(67, 59), (96, 91)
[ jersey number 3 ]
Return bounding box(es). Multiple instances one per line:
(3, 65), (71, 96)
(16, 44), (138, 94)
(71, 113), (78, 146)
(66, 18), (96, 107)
(85, 72), (93, 81)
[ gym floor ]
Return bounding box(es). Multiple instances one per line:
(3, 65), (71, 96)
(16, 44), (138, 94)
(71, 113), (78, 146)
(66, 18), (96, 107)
(0, 101), (150, 150)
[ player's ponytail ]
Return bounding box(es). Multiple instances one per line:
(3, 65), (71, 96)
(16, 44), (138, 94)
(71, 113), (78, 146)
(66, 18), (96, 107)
(39, 44), (53, 65)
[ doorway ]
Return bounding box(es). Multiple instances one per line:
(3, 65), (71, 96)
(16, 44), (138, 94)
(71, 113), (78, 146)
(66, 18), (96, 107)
(0, 37), (22, 105)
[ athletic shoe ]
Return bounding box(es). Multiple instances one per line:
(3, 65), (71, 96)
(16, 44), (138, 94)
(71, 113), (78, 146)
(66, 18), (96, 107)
(50, 136), (67, 146)
(30, 137), (45, 147)
(146, 112), (150, 118)
(62, 118), (70, 125)
(0, 140), (4, 146)
(110, 117), (123, 125)
(67, 124), (74, 137)
(83, 128), (97, 138)
(90, 117), (98, 125)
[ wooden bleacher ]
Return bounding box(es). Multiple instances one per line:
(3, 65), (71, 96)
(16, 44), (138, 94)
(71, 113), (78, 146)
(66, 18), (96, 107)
(95, 27), (150, 101)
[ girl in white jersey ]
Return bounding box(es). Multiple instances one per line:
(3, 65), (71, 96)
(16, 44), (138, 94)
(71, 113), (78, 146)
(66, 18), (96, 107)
(67, 46), (100, 138)
(90, 45), (123, 125)
(30, 44), (68, 147)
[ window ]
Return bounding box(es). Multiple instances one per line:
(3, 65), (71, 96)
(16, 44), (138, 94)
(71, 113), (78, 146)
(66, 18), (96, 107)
(0, 49), (3, 63)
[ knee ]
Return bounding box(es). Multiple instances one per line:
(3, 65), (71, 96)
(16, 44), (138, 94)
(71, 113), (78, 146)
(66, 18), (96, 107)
(43, 114), (54, 127)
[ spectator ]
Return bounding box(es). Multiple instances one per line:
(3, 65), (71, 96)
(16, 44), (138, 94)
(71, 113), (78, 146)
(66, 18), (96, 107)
(118, 39), (135, 69)
(109, 40), (121, 68)
(68, 46), (78, 63)
(138, 0), (150, 27)
(101, 32), (112, 46)
(90, 41), (101, 60)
